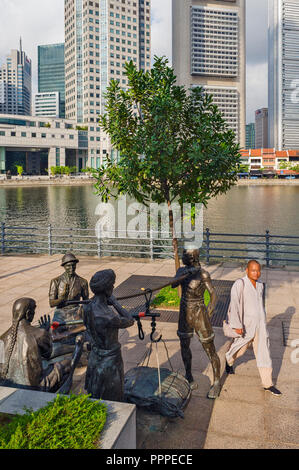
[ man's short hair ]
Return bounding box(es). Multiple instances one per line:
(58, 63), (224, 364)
(247, 259), (261, 269)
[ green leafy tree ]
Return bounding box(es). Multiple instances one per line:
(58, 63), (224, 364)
(279, 161), (289, 170)
(94, 56), (241, 270)
(238, 164), (249, 173)
(15, 165), (24, 177)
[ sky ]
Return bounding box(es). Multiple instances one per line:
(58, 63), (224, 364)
(0, 0), (268, 124)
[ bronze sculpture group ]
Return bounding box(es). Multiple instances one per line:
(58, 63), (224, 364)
(0, 249), (221, 401)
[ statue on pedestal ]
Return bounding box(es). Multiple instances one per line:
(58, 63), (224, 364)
(172, 249), (221, 399)
(0, 298), (83, 393)
(83, 269), (134, 401)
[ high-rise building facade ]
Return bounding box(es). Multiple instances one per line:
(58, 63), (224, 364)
(255, 107), (268, 149)
(268, 0), (299, 150)
(34, 92), (60, 118)
(64, 0), (151, 167)
(0, 41), (32, 116)
(172, 0), (246, 148)
(38, 43), (65, 118)
(246, 123), (255, 150)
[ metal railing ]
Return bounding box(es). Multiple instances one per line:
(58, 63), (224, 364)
(1, 223), (299, 266)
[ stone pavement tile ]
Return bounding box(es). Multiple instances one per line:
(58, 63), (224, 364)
(181, 395), (215, 433)
(264, 406), (299, 445)
(265, 379), (299, 411)
(219, 374), (266, 405)
(204, 431), (263, 449)
(142, 427), (207, 450)
(259, 441), (299, 449)
(208, 400), (265, 439)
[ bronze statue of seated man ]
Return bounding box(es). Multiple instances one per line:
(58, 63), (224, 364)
(49, 253), (89, 350)
(0, 298), (83, 393)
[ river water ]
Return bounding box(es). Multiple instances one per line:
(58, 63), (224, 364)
(0, 184), (299, 265)
(1, 184), (299, 236)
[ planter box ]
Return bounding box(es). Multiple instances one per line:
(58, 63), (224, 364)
(0, 386), (136, 449)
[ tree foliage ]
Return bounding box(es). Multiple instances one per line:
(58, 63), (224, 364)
(94, 56), (241, 268)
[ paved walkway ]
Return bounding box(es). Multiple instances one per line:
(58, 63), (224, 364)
(0, 255), (298, 449)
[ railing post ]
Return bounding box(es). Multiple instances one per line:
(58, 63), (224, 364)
(265, 230), (270, 268)
(69, 227), (73, 252)
(150, 229), (154, 261)
(97, 228), (101, 258)
(1, 222), (5, 255)
(48, 224), (53, 256)
(206, 228), (210, 265)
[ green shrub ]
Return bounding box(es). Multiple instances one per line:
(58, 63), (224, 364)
(0, 394), (107, 449)
(151, 285), (211, 308)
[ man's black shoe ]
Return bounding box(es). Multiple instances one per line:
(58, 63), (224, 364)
(225, 360), (234, 374)
(264, 386), (282, 396)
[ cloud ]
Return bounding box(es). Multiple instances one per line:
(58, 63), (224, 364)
(246, 61), (268, 123)
(0, 0), (64, 93)
(0, 0), (269, 122)
(151, 0), (172, 64)
(246, 0), (268, 66)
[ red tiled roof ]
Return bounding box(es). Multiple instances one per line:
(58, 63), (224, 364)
(250, 149), (262, 157)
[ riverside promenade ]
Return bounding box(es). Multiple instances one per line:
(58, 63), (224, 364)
(0, 254), (298, 449)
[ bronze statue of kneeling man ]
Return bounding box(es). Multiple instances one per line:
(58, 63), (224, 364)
(83, 269), (134, 401)
(172, 249), (221, 399)
(0, 298), (83, 393)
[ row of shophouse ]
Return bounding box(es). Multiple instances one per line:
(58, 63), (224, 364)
(240, 149), (299, 177)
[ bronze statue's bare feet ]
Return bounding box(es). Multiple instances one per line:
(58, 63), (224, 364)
(189, 381), (198, 391)
(185, 373), (198, 390)
(207, 381), (221, 399)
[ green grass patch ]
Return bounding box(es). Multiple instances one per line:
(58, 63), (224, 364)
(0, 394), (107, 449)
(151, 285), (211, 309)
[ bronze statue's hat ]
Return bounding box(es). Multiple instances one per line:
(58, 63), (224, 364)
(61, 253), (79, 266)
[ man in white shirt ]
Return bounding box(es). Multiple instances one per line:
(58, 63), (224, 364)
(225, 260), (281, 396)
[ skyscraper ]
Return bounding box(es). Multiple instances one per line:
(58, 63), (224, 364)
(268, 0), (299, 150)
(172, 0), (246, 148)
(255, 108), (268, 149)
(0, 40), (32, 116)
(246, 123), (255, 150)
(38, 43), (65, 118)
(64, 0), (151, 167)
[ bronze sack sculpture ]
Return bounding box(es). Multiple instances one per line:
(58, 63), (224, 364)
(172, 249), (221, 399)
(83, 269), (134, 401)
(0, 298), (83, 393)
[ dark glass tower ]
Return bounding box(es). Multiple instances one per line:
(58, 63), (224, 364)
(38, 43), (65, 118)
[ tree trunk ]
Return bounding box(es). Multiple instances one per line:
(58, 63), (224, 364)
(168, 200), (181, 297)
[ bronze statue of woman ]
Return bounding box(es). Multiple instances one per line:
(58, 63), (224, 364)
(84, 269), (134, 401)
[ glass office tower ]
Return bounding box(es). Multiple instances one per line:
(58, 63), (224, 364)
(38, 43), (65, 118)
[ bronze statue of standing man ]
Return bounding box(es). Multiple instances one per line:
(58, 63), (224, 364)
(172, 249), (221, 399)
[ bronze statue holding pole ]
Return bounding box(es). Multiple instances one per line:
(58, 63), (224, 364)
(172, 248), (221, 399)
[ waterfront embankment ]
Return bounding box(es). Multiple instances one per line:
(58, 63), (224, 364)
(0, 176), (95, 187)
(237, 179), (299, 186)
(1, 176), (299, 187)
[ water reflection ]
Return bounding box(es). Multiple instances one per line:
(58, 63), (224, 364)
(1, 184), (299, 236)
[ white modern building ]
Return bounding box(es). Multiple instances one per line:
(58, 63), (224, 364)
(172, 0), (246, 148)
(34, 92), (60, 118)
(0, 114), (88, 174)
(64, 0), (151, 168)
(0, 40), (32, 116)
(268, 0), (299, 150)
